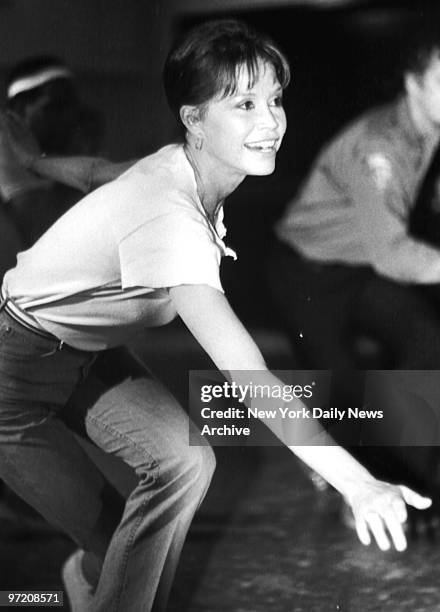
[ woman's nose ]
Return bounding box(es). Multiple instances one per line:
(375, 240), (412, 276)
(257, 104), (278, 129)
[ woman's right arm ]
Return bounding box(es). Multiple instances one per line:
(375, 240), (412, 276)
(169, 283), (432, 552)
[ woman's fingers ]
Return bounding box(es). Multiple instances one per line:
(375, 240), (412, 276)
(382, 510), (407, 551)
(349, 481), (432, 551)
(354, 515), (371, 546)
(364, 513), (391, 551)
(399, 485), (432, 510)
(391, 496), (407, 523)
(352, 484), (412, 551)
(357, 509), (406, 552)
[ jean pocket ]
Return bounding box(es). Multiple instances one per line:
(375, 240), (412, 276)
(0, 324), (12, 344)
(0, 324), (60, 361)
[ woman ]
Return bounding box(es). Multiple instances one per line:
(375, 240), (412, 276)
(0, 19), (431, 612)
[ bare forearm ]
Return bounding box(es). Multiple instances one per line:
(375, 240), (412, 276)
(172, 283), (431, 551)
(223, 365), (381, 503)
(291, 444), (375, 500)
(225, 369), (372, 495)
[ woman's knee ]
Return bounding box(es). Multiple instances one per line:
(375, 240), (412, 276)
(196, 442), (216, 485)
(178, 442), (216, 488)
(158, 441), (216, 495)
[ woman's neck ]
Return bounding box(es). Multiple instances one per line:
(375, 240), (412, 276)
(184, 141), (245, 220)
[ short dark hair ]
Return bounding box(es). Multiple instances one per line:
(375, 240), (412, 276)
(163, 19), (290, 125)
(400, 15), (440, 78)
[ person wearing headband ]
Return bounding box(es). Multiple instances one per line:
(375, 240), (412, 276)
(0, 56), (76, 203)
(7, 64), (73, 100)
(6, 56), (77, 153)
(0, 56), (105, 250)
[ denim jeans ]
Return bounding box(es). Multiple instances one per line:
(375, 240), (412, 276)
(0, 308), (215, 611)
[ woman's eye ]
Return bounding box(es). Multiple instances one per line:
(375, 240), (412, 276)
(271, 96), (283, 107)
(239, 100), (254, 111)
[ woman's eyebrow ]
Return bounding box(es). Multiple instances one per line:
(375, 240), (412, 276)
(232, 85), (283, 98)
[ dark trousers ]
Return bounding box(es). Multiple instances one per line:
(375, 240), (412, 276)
(0, 308), (215, 611)
(266, 241), (440, 490)
(267, 241), (440, 370)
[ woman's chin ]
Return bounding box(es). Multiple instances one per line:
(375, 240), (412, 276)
(249, 164), (276, 176)
(243, 156), (277, 176)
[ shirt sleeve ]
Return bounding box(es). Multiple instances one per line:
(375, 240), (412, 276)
(346, 141), (440, 283)
(118, 208), (224, 292)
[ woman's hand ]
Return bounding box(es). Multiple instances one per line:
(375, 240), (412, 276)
(346, 480), (431, 551)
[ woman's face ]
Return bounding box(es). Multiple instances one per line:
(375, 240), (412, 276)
(196, 60), (287, 180)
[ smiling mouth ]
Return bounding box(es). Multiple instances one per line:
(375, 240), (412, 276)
(244, 139), (278, 152)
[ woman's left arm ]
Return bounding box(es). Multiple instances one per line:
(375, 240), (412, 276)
(169, 283), (431, 551)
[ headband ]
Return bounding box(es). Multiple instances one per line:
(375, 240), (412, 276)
(7, 67), (73, 99)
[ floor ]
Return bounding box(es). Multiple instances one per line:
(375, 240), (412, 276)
(0, 324), (440, 611)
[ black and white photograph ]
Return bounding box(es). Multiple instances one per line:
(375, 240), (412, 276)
(0, 1), (439, 610)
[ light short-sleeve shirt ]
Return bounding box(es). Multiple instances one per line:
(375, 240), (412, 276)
(3, 144), (237, 350)
(276, 97), (440, 283)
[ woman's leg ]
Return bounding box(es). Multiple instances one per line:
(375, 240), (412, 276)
(70, 349), (216, 612)
(0, 313), (215, 611)
(0, 312), (125, 557)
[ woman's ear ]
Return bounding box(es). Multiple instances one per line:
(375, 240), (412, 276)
(180, 105), (202, 136)
(404, 72), (421, 98)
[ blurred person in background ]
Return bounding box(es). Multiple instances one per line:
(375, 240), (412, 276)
(0, 55), (104, 261)
(266, 18), (440, 505)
